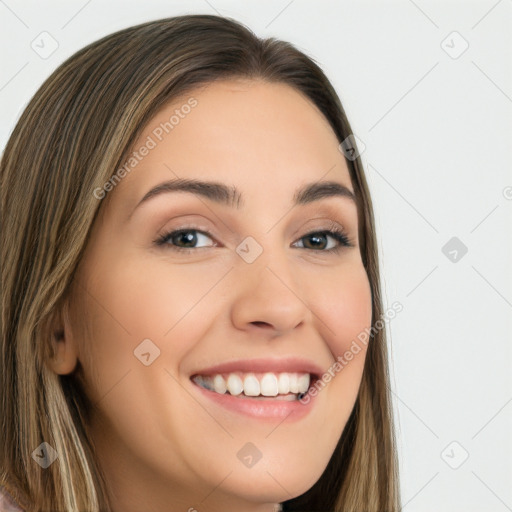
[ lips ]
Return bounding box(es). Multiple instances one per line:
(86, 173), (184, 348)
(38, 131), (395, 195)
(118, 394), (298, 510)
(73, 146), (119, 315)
(188, 357), (323, 419)
(192, 371), (313, 398)
(190, 357), (324, 379)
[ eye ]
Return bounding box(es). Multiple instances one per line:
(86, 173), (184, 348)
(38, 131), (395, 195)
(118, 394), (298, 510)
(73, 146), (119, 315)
(292, 225), (354, 253)
(154, 223), (354, 254)
(154, 228), (216, 252)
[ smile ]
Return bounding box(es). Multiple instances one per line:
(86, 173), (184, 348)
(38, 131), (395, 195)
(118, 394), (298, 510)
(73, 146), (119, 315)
(191, 371), (313, 400)
(190, 368), (321, 420)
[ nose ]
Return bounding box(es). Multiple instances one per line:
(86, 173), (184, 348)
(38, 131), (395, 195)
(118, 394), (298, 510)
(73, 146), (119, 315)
(229, 249), (310, 337)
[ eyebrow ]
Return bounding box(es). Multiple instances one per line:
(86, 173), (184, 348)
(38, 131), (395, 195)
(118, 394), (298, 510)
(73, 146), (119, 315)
(132, 178), (356, 215)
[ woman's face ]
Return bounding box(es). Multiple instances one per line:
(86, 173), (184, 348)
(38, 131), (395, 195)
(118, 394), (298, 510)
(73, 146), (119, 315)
(64, 79), (372, 511)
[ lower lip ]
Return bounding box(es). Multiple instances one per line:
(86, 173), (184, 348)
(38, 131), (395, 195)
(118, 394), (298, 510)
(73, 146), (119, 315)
(191, 380), (317, 421)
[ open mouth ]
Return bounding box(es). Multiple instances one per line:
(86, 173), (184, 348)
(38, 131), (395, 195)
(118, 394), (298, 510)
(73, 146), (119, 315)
(191, 371), (319, 401)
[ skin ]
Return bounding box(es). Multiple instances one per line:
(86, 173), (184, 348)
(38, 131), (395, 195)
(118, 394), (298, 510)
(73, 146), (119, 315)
(49, 79), (373, 512)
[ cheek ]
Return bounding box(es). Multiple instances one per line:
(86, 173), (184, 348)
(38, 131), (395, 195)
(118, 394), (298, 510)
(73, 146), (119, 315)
(74, 253), (227, 401)
(306, 261), (372, 423)
(313, 262), (373, 358)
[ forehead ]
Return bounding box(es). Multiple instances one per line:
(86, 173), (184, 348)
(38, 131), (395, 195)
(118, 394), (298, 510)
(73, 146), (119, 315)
(106, 79), (353, 214)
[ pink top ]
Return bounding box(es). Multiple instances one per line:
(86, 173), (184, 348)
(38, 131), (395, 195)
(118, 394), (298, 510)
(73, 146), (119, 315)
(0, 485), (24, 512)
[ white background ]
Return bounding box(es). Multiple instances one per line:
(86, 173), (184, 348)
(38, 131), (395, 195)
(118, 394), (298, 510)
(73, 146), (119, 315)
(1, 1), (511, 510)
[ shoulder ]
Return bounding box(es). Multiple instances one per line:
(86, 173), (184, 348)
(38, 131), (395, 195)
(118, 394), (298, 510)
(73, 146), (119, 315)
(0, 485), (25, 512)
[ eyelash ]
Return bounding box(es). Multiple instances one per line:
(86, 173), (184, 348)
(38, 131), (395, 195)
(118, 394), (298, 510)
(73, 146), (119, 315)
(154, 222), (354, 255)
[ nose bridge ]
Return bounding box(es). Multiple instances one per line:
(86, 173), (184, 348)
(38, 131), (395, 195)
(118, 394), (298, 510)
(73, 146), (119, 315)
(237, 228), (295, 289)
(229, 232), (310, 334)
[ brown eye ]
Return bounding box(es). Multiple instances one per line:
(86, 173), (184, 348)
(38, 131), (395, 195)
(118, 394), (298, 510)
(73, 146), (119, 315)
(155, 228), (217, 252)
(294, 228), (353, 253)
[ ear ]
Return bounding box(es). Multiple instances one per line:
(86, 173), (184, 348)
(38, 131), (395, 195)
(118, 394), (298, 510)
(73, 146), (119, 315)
(47, 298), (79, 375)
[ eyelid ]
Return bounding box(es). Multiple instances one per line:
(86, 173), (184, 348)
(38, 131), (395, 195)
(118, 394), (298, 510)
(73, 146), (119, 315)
(154, 224), (218, 247)
(154, 220), (355, 253)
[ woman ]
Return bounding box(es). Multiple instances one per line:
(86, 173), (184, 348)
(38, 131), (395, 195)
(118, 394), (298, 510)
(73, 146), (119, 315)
(0, 14), (400, 512)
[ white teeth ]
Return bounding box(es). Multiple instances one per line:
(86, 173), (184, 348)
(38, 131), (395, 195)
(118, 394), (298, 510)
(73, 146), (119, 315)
(278, 373), (290, 394)
(289, 373), (299, 394)
(260, 373), (279, 396)
(194, 371), (312, 398)
(213, 374), (227, 394)
(243, 374), (260, 396)
(226, 374), (243, 396)
(297, 374), (310, 393)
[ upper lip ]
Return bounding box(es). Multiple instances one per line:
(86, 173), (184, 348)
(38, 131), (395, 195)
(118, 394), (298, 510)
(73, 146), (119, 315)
(190, 357), (324, 379)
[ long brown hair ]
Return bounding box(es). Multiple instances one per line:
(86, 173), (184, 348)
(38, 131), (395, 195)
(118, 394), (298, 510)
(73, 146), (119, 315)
(0, 14), (400, 511)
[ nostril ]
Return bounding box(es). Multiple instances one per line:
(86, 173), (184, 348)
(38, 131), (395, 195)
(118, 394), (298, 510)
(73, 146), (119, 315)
(251, 321), (272, 328)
